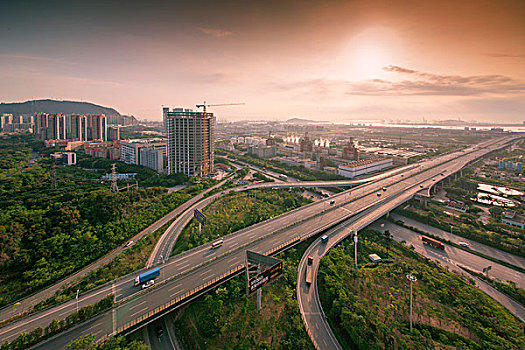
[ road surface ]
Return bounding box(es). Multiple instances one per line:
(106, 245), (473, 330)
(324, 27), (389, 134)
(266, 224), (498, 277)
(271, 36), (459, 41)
(390, 213), (525, 271)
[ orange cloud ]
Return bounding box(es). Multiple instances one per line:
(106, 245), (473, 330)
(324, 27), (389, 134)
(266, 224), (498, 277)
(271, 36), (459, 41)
(197, 27), (232, 38)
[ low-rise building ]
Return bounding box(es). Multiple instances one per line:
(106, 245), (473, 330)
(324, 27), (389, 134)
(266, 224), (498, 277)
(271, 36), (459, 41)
(501, 211), (525, 229)
(101, 173), (137, 180)
(50, 152), (77, 165)
(368, 254), (382, 263)
(248, 145), (276, 158)
(139, 147), (165, 173)
(84, 141), (121, 160)
(120, 138), (166, 169)
(338, 158), (393, 178)
(444, 200), (469, 213)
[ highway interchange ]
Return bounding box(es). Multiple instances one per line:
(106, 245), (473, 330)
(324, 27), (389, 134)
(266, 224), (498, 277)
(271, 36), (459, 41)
(296, 136), (524, 349)
(0, 160), (416, 345)
(0, 135), (520, 348)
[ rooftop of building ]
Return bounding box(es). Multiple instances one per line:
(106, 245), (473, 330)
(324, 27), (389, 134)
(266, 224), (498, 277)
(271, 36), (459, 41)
(503, 211), (525, 223)
(340, 158), (392, 168)
(120, 138), (167, 144)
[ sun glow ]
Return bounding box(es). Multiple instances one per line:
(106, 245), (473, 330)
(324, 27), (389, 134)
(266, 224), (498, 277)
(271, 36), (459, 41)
(334, 27), (400, 81)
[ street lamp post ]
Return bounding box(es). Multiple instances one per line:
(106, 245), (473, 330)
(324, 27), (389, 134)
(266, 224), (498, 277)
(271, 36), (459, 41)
(406, 274), (417, 331)
(353, 230), (358, 267)
(76, 289), (80, 313)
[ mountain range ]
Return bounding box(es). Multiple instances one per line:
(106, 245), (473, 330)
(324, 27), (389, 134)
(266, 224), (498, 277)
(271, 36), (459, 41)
(0, 99), (120, 116)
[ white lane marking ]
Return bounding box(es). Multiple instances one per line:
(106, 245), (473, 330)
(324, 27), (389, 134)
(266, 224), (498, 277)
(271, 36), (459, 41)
(199, 269), (214, 277)
(168, 284), (182, 292)
(130, 306), (149, 318)
(178, 262), (191, 269)
(129, 300), (148, 311)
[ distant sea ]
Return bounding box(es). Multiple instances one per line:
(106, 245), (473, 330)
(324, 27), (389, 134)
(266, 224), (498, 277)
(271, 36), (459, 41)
(342, 122), (525, 133)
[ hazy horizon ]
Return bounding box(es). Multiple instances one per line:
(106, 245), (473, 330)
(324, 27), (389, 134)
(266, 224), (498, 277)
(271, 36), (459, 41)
(1, 0), (524, 123)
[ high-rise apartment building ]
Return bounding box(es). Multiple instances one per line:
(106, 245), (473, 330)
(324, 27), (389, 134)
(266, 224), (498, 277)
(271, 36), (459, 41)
(165, 107), (215, 177)
(162, 107), (169, 131)
(34, 114), (107, 141)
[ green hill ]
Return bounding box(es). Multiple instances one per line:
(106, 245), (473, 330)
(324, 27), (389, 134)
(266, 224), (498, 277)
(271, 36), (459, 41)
(0, 99), (120, 116)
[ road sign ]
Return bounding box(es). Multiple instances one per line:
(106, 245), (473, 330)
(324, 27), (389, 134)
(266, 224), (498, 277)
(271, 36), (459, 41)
(194, 209), (207, 226)
(245, 250), (282, 295)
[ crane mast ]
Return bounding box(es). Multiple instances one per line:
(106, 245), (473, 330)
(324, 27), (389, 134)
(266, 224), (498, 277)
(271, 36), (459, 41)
(195, 102), (244, 176)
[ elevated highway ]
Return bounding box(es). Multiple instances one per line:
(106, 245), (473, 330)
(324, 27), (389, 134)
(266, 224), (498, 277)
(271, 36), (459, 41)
(147, 163), (421, 267)
(0, 136), (517, 348)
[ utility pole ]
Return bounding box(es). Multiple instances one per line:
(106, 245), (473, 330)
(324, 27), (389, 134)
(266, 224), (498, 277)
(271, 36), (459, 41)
(406, 274), (417, 331)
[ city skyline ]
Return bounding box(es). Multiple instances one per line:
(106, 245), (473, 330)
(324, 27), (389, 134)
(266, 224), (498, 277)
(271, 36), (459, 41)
(1, 0), (524, 122)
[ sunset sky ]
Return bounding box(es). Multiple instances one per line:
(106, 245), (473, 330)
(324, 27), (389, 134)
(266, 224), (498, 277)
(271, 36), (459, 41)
(1, 0), (524, 123)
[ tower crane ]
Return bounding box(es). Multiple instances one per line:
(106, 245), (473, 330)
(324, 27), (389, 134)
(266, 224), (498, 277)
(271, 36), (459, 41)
(195, 102), (245, 114)
(195, 102), (245, 176)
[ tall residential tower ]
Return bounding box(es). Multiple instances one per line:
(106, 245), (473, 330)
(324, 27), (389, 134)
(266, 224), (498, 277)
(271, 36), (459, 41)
(165, 107), (215, 177)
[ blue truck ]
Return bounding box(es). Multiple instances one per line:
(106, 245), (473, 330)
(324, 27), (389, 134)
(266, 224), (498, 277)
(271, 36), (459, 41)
(134, 267), (160, 286)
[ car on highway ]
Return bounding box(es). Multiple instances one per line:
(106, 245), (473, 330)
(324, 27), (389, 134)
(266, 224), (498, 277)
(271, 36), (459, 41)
(330, 200), (335, 205)
(321, 235), (328, 243)
(420, 185), (424, 188)
(458, 242), (470, 248)
(377, 192), (381, 197)
(382, 187), (387, 191)
(142, 280), (155, 289)
(125, 240), (134, 248)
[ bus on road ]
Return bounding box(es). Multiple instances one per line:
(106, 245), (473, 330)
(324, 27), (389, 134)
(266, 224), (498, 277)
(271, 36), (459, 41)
(422, 236), (445, 250)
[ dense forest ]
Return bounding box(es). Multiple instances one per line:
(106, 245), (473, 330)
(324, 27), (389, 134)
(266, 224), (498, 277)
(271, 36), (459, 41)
(0, 135), (210, 307)
(318, 229), (524, 349)
(0, 135), (34, 175)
